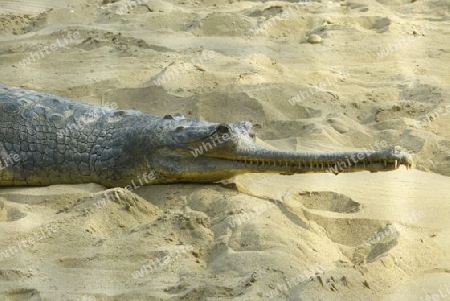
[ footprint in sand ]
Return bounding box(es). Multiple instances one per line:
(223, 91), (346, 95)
(0, 200), (26, 222)
(295, 191), (399, 264)
(297, 191), (361, 213)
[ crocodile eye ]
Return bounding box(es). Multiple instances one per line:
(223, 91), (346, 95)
(216, 124), (230, 134)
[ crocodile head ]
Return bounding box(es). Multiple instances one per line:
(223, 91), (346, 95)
(148, 118), (413, 183)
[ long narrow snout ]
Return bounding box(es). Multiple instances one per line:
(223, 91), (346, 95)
(211, 144), (413, 175)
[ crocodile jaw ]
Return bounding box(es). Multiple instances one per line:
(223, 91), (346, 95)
(153, 144), (413, 183)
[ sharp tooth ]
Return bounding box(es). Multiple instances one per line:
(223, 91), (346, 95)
(310, 161), (313, 169)
(384, 160), (387, 167)
(395, 160), (398, 168)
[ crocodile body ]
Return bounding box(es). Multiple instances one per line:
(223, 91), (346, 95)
(0, 83), (412, 188)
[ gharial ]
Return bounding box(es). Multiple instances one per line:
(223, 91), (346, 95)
(0, 83), (413, 188)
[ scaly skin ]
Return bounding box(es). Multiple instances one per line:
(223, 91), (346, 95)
(0, 83), (413, 188)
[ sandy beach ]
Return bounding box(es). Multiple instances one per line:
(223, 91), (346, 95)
(0, 0), (449, 300)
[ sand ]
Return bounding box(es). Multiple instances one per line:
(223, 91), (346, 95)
(0, 0), (449, 300)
